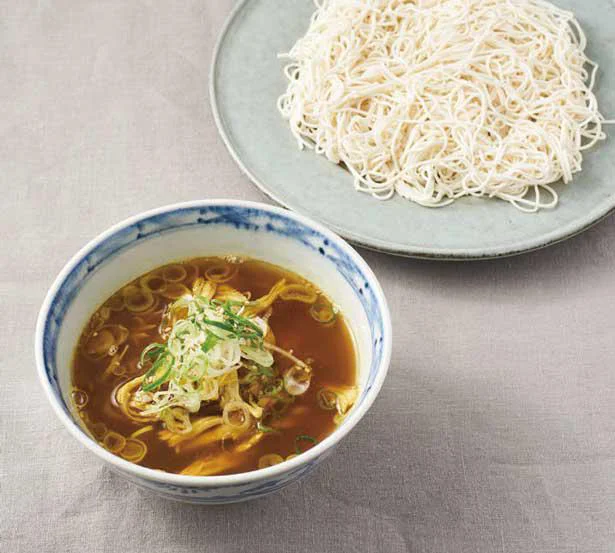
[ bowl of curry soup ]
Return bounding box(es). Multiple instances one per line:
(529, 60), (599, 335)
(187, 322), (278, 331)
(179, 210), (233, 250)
(35, 200), (391, 503)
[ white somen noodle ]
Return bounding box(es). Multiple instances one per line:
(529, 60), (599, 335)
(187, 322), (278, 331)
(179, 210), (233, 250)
(278, 0), (613, 212)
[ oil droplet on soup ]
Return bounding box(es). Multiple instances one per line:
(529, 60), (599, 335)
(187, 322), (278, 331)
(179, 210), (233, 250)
(71, 257), (358, 476)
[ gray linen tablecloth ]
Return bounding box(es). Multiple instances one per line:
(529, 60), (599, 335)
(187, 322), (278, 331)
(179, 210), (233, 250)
(2, 1), (615, 552)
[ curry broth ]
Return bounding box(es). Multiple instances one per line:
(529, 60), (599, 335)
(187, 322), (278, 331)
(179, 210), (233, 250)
(72, 257), (356, 475)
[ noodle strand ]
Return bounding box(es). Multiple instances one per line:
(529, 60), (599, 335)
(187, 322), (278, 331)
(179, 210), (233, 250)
(278, 0), (612, 211)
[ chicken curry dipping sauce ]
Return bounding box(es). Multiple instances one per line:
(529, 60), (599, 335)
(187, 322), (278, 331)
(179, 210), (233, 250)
(71, 257), (358, 476)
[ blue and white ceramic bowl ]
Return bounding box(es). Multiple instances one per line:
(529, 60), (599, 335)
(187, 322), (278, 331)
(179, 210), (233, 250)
(35, 200), (392, 504)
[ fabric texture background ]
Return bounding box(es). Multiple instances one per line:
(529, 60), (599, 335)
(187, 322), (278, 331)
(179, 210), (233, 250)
(1, 1), (614, 552)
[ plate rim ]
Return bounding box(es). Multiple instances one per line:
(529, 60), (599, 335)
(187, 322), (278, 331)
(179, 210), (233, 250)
(209, 0), (615, 260)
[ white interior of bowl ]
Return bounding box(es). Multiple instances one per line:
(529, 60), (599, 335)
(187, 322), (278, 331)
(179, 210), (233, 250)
(55, 224), (372, 429)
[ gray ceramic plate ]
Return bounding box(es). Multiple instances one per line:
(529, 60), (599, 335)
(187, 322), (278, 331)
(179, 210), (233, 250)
(211, 0), (615, 259)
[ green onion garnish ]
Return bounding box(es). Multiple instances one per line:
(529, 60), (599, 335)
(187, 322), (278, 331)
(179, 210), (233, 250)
(134, 284), (280, 418)
(258, 366), (273, 377)
(139, 343), (166, 365)
(265, 379), (284, 396)
(201, 334), (218, 353)
(201, 319), (236, 332)
(294, 434), (317, 454)
(221, 304), (264, 336)
(256, 422), (279, 434)
(142, 353), (174, 391)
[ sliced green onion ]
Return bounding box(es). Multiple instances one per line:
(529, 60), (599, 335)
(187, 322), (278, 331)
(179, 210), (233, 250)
(142, 353), (174, 391)
(256, 421), (279, 434)
(123, 285), (155, 313)
(167, 336), (184, 357)
(140, 274), (166, 294)
(222, 305), (263, 336)
(172, 319), (196, 338)
(239, 331), (263, 342)
(258, 453), (284, 468)
(241, 345), (274, 367)
(309, 296), (337, 324)
(295, 434), (317, 454)
(185, 355), (207, 381)
(200, 319), (237, 339)
(205, 263), (237, 283)
(257, 366), (274, 378)
(317, 388), (338, 410)
(284, 365), (312, 396)
(201, 334), (218, 353)
(201, 319), (235, 332)
(139, 343), (166, 365)
(162, 264), (187, 283)
(265, 379), (284, 397)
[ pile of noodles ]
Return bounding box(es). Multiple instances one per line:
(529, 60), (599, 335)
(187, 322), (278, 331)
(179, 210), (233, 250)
(278, 0), (611, 212)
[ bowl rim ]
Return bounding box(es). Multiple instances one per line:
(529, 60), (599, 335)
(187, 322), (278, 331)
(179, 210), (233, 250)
(35, 199), (392, 487)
